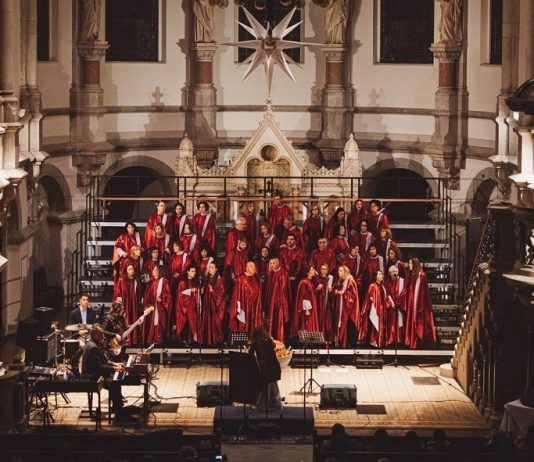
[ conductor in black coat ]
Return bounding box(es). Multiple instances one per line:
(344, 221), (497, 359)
(81, 325), (126, 417)
(68, 294), (98, 325)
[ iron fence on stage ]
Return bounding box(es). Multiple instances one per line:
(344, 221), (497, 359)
(66, 173), (464, 344)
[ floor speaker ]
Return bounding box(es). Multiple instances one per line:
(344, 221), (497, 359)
(320, 384), (357, 409)
(34, 306), (54, 336)
(196, 380), (231, 407)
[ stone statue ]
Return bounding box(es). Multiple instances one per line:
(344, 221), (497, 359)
(435, 0), (463, 45)
(80, 0), (102, 42)
(325, 0), (348, 44)
(193, 0), (227, 43)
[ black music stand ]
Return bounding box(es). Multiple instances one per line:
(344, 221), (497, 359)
(230, 332), (254, 440)
(298, 330), (325, 395)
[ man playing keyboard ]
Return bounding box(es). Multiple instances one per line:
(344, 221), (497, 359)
(80, 325), (133, 422)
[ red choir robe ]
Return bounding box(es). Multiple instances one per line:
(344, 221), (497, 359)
(267, 203), (292, 239)
(146, 233), (171, 262)
(404, 272), (437, 349)
(362, 255), (385, 293)
(176, 278), (200, 343)
(348, 208), (367, 237)
(303, 215), (325, 254)
(198, 256), (214, 280)
(142, 258), (163, 283)
(120, 255), (143, 280)
(226, 227), (246, 254)
(279, 245), (306, 279)
(367, 211), (390, 239)
(255, 256), (270, 290)
(143, 277), (171, 344)
(385, 276), (406, 345)
(350, 231), (374, 256)
(223, 247), (249, 291)
(333, 277), (359, 347)
(292, 278), (320, 337)
(112, 232), (143, 282)
(181, 232), (200, 264)
(330, 236), (350, 263)
(113, 276), (142, 345)
(358, 282), (394, 347)
(280, 225), (305, 249)
(167, 252), (191, 291)
(171, 213), (192, 241)
(376, 238), (399, 261)
(341, 253), (364, 285)
(201, 274), (225, 345)
(229, 273), (263, 336)
(264, 267), (291, 342)
(315, 274), (335, 342)
(193, 212), (216, 252)
(310, 248), (337, 275)
(326, 216), (348, 240)
(254, 233), (279, 256)
(145, 213), (172, 244)
(244, 212), (258, 249)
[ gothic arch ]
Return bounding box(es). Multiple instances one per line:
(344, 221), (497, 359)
(39, 163), (73, 211)
(465, 167), (498, 217)
(361, 157), (439, 199)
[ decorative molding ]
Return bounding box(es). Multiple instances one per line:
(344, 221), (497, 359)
(429, 42), (463, 63)
(77, 41), (109, 60)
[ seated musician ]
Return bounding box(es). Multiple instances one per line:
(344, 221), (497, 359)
(80, 325), (131, 421)
(69, 293), (98, 325)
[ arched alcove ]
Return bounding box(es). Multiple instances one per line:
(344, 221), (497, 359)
(471, 178), (498, 217)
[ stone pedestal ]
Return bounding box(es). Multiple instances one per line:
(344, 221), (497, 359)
(71, 41), (112, 187)
(425, 43), (464, 189)
(186, 43), (218, 167)
(318, 45), (352, 164)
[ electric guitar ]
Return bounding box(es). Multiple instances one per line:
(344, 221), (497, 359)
(108, 306), (154, 358)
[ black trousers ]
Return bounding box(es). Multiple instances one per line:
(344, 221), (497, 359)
(103, 377), (123, 413)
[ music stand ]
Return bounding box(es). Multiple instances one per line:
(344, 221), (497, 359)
(298, 331), (325, 395)
(230, 332), (253, 440)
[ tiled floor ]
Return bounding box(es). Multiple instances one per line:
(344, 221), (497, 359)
(29, 364), (489, 437)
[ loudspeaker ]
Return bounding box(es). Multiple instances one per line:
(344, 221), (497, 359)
(196, 381), (231, 407)
(34, 307), (54, 336)
(320, 384), (357, 409)
(355, 354), (384, 369)
(16, 318), (40, 351)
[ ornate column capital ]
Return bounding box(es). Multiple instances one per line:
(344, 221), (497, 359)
(321, 44), (346, 63)
(429, 42), (463, 63)
(72, 152), (106, 188)
(190, 42), (218, 62)
(77, 41), (109, 60)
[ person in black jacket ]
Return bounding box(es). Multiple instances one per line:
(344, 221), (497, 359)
(80, 325), (127, 419)
(68, 294), (98, 325)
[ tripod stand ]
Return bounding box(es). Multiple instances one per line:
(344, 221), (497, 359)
(298, 331), (325, 395)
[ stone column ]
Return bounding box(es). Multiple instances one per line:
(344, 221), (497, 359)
(317, 45), (352, 164)
(186, 43), (218, 167)
(70, 1), (111, 188)
(425, 43), (463, 189)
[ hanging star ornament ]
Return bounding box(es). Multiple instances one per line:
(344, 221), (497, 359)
(223, 7), (319, 96)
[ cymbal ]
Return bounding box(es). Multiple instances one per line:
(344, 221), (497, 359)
(64, 323), (94, 332)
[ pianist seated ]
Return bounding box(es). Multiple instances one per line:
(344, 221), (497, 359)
(80, 325), (133, 422)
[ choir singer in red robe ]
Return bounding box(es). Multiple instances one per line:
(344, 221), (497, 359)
(113, 263), (142, 345)
(280, 216), (304, 249)
(171, 202), (192, 241)
(193, 201), (216, 251)
(267, 191), (292, 240)
(292, 266), (320, 338)
(145, 200), (172, 244)
(279, 234), (306, 284)
(201, 261), (225, 345)
(303, 204), (325, 254)
(264, 256), (290, 342)
(112, 222), (144, 283)
(146, 223), (171, 260)
(229, 261), (263, 336)
(310, 237), (336, 275)
(385, 265), (406, 346)
(143, 265), (171, 345)
(315, 263), (335, 343)
(176, 266), (200, 344)
(223, 237), (249, 292)
(255, 222), (278, 256)
(333, 265), (359, 348)
(367, 200), (390, 240)
(404, 258), (437, 349)
(358, 270), (393, 347)
(226, 216), (247, 255)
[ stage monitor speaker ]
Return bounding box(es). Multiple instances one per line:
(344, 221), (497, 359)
(34, 306), (54, 336)
(355, 354), (384, 369)
(196, 381), (231, 407)
(16, 318), (40, 351)
(320, 384), (357, 409)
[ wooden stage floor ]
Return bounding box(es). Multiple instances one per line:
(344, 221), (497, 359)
(30, 364), (489, 437)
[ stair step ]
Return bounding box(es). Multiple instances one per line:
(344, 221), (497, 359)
(396, 242), (450, 248)
(90, 221), (145, 228)
(390, 223), (446, 230)
(80, 279), (114, 287)
(86, 259), (112, 267)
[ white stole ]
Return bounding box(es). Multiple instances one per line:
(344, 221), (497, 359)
(201, 213), (211, 237)
(154, 277), (164, 326)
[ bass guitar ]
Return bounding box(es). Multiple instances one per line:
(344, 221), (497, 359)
(108, 306), (154, 359)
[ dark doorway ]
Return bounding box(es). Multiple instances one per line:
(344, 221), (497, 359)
(471, 178), (497, 218)
(364, 168), (433, 222)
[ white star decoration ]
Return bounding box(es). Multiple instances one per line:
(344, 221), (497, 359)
(223, 7), (318, 96)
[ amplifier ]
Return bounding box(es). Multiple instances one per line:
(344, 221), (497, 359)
(320, 384), (357, 409)
(196, 381), (231, 407)
(34, 306), (54, 336)
(355, 354), (383, 369)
